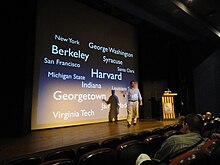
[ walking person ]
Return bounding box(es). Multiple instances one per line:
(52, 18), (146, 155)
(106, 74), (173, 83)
(123, 80), (143, 127)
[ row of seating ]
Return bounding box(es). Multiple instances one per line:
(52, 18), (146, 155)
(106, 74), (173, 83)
(202, 118), (220, 138)
(143, 138), (220, 165)
(4, 117), (220, 165)
(2, 139), (159, 165)
(4, 137), (220, 165)
(2, 124), (183, 165)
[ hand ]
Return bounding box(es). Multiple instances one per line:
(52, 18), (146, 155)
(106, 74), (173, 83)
(139, 100), (143, 106)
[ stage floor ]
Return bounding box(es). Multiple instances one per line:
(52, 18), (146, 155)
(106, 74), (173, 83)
(0, 118), (177, 163)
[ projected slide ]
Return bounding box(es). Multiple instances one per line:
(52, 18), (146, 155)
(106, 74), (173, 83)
(31, 0), (139, 130)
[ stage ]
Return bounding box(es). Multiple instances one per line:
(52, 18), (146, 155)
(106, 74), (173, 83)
(0, 119), (177, 163)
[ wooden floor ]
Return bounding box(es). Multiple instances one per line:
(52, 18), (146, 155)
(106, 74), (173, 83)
(0, 118), (177, 163)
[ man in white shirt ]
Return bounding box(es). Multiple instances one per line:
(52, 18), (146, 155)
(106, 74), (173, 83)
(123, 80), (143, 127)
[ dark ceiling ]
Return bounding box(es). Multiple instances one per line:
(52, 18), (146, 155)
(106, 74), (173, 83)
(77, 0), (220, 42)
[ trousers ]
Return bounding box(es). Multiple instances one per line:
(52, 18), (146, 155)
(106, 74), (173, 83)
(127, 101), (139, 124)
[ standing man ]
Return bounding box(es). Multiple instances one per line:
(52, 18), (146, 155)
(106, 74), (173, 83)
(103, 90), (120, 122)
(123, 80), (143, 127)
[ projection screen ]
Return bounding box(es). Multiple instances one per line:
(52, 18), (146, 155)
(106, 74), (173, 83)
(31, 0), (139, 130)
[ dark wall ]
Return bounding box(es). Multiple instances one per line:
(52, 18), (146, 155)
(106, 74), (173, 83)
(137, 20), (220, 119)
(137, 22), (196, 119)
(194, 49), (220, 116)
(2, 0), (36, 137)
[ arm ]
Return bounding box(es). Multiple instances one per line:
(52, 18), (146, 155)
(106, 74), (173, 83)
(139, 100), (143, 106)
(154, 137), (174, 161)
(138, 89), (143, 106)
(103, 95), (113, 105)
(102, 98), (110, 104)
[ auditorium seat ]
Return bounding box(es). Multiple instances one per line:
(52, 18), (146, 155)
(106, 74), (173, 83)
(100, 137), (121, 150)
(139, 160), (160, 165)
(200, 139), (220, 155)
(202, 121), (215, 138)
(208, 143), (220, 164)
(163, 124), (175, 133)
(213, 118), (220, 133)
(78, 148), (117, 165)
(168, 150), (207, 165)
(151, 127), (164, 136)
(74, 142), (100, 163)
(3, 156), (42, 165)
(143, 134), (166, 158)
(39, 158), (75, 165)
(137, 130), (153, 141)
(116, 140), (145, 165)
(171, 124), (183, 131)
(43, 148), (75, 162)
(120, 133), (139, 143)
(200, 138), (220, 164)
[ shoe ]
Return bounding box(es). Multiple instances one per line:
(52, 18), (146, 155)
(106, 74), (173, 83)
(127, 124), (131, 127)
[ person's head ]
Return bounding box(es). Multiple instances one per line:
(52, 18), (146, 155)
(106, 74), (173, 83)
(130, 80), (137, 88)
(182, 113), (204, 134)
(177, 116), (185, 125)
(204, 111), (212, 119)
(111, 90), (115, 95)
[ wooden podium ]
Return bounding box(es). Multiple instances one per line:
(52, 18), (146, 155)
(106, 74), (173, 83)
(162, 91), (177, 119)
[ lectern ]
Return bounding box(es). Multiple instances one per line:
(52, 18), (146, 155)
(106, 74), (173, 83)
(162, 91), (177, 119)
